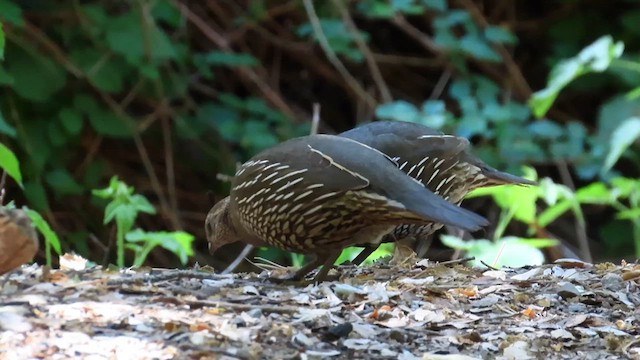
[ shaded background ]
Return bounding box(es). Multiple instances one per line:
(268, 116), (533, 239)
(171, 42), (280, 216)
(2, 0), (639, 270)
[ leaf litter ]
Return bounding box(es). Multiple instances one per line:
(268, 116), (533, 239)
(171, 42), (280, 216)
(1, 258), (640, 359)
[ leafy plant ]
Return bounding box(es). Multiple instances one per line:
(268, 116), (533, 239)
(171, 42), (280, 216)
(450, 167), (560, 267)
(93, 176), (194, 267)
(24, 208), (62, 266)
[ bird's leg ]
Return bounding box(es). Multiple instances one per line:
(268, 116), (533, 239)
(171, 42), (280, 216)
(413, 234), (434, 258)
(349, 246), (377, 266)
(311, 250), (341, 283)
(267, 255), (323, 284)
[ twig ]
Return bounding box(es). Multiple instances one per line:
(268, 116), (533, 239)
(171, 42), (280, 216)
(184, 299), (300, 314)
(429, 69), (452, 100)
(332, 0), (392, 103)
(555, 159), (592, 262)
(161, 115), (181, 230)
(392, 15), (443, 54)
(311, 103), (321, 135)
(221, 244), (254, 274)
(438, 256), (475, 266)
(456, 0), (532, 99)
(0, 170), (6, 206)
(301, 0), (377, 109)
(106, 269), (231, 286)
(480, 260), (500, 271)
(172, 0), (296, 119)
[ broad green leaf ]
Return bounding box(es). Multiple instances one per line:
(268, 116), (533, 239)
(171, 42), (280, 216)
(46, 169), (84, 196)
(87, 109), (133, 138)
(106, 12), (177, 65)
(25, 208), (62, 255)
(528, 120), (564, 139)
(0, 142), (22, 186)
(59, 108), (84, 136)
(575, 182), (614, 204)
(126, 229), (194, 265)
(484, 26), (517, 45)
(616, 208), (640, 220)
(0, 65), (13, 85)
(628, 86), (640, 100)
(6, 46), (66, 102)
(530, 36), (624, 118)
(376, 101), (419, 122)
(440, 234), (474, 251)
(70, 48), (126, 93)
(602, 117), (640, 174)
(24, 181), (49, 211)
(418, 100), (448, 128)
(48, 121), (68, 147)
(446, 236), (548, 268)
(0, 110), (16, 137)
(459, 34), (501, 62)
(538, 200), (572, 228)
(611, 177), (639, 198)
(0, 0), (24, 26)
(130, 194), (156, 214)
(422, 0), (447, 11)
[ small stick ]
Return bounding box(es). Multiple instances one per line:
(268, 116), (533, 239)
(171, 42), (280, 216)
(221, 244), (254, 274)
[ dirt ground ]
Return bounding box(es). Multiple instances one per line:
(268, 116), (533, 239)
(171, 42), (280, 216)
(1, 257), (639, 359)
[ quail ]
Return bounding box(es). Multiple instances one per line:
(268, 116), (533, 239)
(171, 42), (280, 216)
(206, 134), (489, 282)
(340, 121), (536, 264)
(0, 207), (38, 275)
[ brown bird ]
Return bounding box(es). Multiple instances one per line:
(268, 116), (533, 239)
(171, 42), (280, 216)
(340, 121), (536, 264)
(0, 207), (38, 275)
(206, 134), (489, 282)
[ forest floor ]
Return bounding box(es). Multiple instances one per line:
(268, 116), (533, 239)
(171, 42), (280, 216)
(0, 256), (639, 360)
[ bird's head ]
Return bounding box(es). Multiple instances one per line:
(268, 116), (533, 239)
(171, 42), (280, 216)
(205, 197), (240, 254)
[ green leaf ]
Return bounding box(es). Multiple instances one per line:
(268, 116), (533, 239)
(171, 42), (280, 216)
(24, 181), (49, 211)
(48, 121), (68, 147)
(25, 208), (62, 255)
(446, 236), (549, 268)
(459, 34), (502, 62)
(0, 0), (24, 26)
(0, 110), (16, 137)
(602, 117), (640, 174)
(440, 234), (474, 251)
(6, 46), (66, 102)
(528, 120), (564, 139)
(376, 101), (419, 122)
(0, 142), (22, 186)
(204, 51), (259, 67)
(529, 36), (624, 118)
(0, 65), (13, 85)
(575, 182), (614, 204)
(126, 229), (194, 265)
(58, 108), (84, 136)
(422, 0), (447, 11)
(70, 48), (126, 93)
(537, 200), (572, 228)
(106, 12), (177, 65)
(484, 26), (517, 45)
(46, 169), (84, 196)
(616, 208), (640, 220)
(129, 194), (156, 214)
(87, 109), (133, 138)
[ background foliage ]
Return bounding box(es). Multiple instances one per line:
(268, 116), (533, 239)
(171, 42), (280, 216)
(1, 0), (640, 269)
